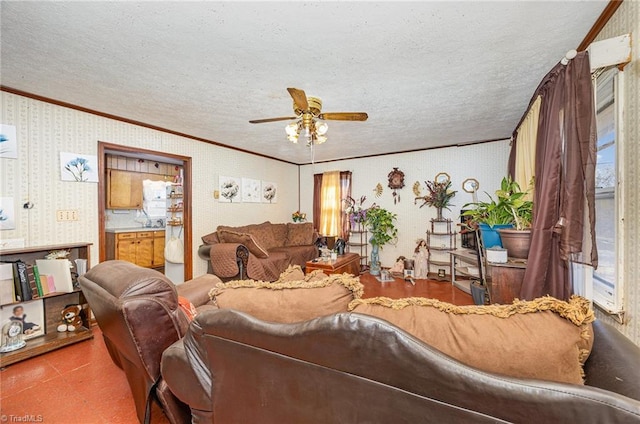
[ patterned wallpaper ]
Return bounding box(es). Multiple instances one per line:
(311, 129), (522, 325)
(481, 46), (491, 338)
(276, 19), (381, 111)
(592, 1), (639, 345)
(0, 92), (299, 277)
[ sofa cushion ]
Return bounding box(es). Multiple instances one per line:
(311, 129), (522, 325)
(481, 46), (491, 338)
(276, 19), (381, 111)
(286, 222), (314, 246)
(218, 229), (269, 258)
(271, 223), (288, 247)
(349, 295), (595, 385)
(217, 221), (277, 251)
(201, 231), (220, 245)
(209, 274), (364, 323)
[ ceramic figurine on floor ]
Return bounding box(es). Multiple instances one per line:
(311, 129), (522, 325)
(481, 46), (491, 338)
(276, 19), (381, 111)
(414, 239), (429, 279)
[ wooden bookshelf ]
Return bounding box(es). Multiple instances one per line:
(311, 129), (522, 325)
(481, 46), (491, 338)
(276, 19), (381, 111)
(0, 243), (93, 367)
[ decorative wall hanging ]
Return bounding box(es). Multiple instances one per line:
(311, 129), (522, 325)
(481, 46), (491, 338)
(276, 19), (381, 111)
(262, 181), (278, 203)
(219, 176), (241, 203)
(60, 152), (99, 182)
(435, 172), (450, 184)
(373, 183), (383, 198)
(241, 178), (261, 203)
(387, 167), (405, 204)
(412, 181), (422, 197)
(462, 178), (480, 204)
(0, 197), (16, 230)
(0, 124), (17, 159)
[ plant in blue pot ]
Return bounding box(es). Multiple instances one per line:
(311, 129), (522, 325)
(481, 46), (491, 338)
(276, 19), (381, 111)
(462, 176), (533, 255)
(363, 205), (398, 276)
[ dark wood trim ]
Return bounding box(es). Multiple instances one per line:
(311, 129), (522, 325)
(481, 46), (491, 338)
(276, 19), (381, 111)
(98, 142), (193, 281)
(298, 137), (510, 165)
(0, 85), (297, 166)
(577, 0), (623, 51)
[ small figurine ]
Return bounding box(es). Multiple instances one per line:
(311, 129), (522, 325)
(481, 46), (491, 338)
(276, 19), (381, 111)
(414, 239), (429, 279)
(390, 256), (406, 277)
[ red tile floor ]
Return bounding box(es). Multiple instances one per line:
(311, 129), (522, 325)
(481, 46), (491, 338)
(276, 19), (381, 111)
(0, 275), (473, 423)
(0, 326), (169, 424)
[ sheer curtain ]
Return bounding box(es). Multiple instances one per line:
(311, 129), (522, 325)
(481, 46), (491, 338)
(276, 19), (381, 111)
(515, 51), (597, 300)
(512, 95), (541, 197)
(313, 171), (352, 239)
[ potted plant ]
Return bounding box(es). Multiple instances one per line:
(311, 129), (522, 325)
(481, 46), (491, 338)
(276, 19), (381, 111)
(462, 176), (533, 258)
(416, 179), (457, 221)
(363, 205), (398, 276)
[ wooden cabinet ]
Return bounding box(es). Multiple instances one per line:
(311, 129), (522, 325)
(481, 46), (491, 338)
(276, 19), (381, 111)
(106, 169), (142, 209)
(153, 232), (165, 267)
(106, 231), (165, 269)
(0, 243), (94, 367)
(485, 261), (526, 304)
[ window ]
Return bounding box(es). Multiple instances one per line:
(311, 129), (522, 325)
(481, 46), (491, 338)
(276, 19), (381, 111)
(592, 67), (624, 314)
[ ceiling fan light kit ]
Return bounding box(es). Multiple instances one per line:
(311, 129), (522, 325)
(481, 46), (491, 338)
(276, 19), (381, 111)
(250, 87), (368, 147)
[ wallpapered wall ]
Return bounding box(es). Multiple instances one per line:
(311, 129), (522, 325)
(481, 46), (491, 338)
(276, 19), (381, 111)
(0, 92), (299, 277)
(299, 141), (512, 269)
(593, 0), (639, 346)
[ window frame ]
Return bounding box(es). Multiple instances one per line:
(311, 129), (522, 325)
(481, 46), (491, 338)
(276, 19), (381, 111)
(591, 67), (625, 316)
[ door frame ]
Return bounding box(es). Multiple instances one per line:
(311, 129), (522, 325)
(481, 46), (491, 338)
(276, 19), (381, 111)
(97, 141), (193, 281)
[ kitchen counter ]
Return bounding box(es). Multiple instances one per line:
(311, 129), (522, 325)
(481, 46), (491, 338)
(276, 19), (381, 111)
(105, 227), (165, 233)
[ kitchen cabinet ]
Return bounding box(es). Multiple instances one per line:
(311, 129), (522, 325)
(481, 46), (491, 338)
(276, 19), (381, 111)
(106, 230), (165, 269)
(106, 169), (142, 209)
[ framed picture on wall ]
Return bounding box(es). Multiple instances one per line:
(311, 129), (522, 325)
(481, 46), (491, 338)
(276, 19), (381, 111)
(60, 152), (99, 182)
(219, 176), (241, 203)
(242, 178), (261, 203)
(261, 181), (277, 203)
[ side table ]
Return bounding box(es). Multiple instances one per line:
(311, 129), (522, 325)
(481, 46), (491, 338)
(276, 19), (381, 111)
(305, 252), (360, 276)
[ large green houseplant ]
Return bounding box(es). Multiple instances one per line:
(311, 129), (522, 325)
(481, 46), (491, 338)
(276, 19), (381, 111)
(462, 176), (533, 257)
(364, 205), (398, 275)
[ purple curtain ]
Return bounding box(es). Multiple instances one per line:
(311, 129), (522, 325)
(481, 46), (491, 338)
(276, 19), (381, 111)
(518, 51), (597, 300)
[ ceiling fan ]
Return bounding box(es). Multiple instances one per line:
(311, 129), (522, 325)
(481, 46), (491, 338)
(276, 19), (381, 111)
(249, 88), (368, 146)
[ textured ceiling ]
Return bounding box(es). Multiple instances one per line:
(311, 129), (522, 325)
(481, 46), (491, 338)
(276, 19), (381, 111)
(1, 1), (607, 164)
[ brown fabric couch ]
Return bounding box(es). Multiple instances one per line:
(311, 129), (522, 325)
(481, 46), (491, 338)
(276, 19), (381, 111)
(198, 221), (318, 281)
(162, 297), (640, 423)
(79, 260), (222, 424)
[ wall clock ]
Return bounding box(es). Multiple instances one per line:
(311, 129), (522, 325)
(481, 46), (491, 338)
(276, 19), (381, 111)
(387, 167), (405, 204)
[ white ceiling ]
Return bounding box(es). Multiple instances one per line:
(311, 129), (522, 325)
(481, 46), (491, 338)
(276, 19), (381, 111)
(1, 1), (607, 165)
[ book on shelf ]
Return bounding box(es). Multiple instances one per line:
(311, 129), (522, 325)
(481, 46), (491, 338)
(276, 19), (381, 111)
(12, 261), (32, 302)
(0, 263), (16, 305)
(32, 265), (44, 297)
(25, 265), (41, 299)
(39, 275), (51, 295)
(34, 259), (73, 293)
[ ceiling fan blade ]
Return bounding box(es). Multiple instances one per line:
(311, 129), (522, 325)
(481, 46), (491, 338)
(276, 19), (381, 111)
(249, 116), (297, 124)
(318, 112), (369, 121)
(287, 87), (309, 111)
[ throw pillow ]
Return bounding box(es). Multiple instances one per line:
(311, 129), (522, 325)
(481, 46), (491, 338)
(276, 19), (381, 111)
(286, 222), (314, 246)
(177, 296), (198, 321)
(209, 274), (364, 323)
(218, 229), (269, 259)
(201, 231), (220, 245)
(349, 295), (595, 385)
(276, 264), (306, 282)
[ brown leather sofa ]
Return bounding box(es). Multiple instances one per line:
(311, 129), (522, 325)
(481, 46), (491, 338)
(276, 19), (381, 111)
(198, 221), (318, 281)
(79, 260), (222, 424)
(162, 308), (640, 423)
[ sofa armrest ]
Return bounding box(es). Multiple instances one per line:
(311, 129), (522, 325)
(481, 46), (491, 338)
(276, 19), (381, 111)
(176, 274), (221, 308)
(161, 338), (212, 413)
(584, 320), (640, 401)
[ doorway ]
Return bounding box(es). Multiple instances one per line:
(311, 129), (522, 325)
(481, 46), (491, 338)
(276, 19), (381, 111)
(97, 141), (193, 281)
